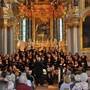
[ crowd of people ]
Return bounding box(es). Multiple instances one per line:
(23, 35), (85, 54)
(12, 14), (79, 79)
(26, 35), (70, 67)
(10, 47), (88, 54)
(0, 46), (90, 90)
(60, 72), (90, 90)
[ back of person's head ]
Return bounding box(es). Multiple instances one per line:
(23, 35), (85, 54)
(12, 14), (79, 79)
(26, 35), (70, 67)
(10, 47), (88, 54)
(75, 74), (81, 82)
(86, 70), (90, 77)
(19, 73), (27, 83)
(0, 80), (8, 90)
(64, 75), (71, 84)
(6, 75), (12, 81)
(66, 70), (71, 76)
(80, 73), (88, 82)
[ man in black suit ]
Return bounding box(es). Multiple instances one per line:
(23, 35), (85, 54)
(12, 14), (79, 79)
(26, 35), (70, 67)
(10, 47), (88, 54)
(33, 57), (44, 86)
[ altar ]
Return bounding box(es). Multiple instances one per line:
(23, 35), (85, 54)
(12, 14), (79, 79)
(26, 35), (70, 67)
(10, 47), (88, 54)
(26, 39), (58, 51)
(14, 0), (66, 52)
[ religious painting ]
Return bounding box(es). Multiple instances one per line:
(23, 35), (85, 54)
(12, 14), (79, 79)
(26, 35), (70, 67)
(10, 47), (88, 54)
(35, 18), (50, 42)
(85, 0), (90, 8)
(82, 16), (90, 48)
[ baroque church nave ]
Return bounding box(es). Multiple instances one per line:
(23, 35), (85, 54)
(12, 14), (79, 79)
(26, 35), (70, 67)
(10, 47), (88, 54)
(0, 0), (90, 90)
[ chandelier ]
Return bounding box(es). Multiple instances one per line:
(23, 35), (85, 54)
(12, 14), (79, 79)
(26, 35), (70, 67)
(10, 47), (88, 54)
(18, 0), (67, 18)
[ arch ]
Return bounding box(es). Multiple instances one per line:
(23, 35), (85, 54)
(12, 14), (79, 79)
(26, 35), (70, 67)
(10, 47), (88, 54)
(81, 8), (90, 21)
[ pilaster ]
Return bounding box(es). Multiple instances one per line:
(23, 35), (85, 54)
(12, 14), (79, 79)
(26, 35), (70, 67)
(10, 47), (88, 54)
(73, 25), (78, 54)
(66, 26), (72, 53)
(50, 17), (53, 42)
(3, 20), (7, 55)
(10, 26), (14, 54)
(0, 3), (14, 54)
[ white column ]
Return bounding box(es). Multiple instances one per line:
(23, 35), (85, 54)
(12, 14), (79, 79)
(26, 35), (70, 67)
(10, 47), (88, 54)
(66, 26), (72, 53)
(0, 28), (3, 52)
(3, 26), (7, 55)
(73, 25), (78, 54)
(10, 28), (14, 54)
(50, 17), (53, 42)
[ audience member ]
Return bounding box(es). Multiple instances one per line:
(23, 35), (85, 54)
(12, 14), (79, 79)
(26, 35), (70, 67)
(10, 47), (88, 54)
(80, 73), (88, 90)
(0, 80), (8, 90)
(16, 73), (32, 90)
(60, 75), (71, 90)
(72, 74), (82, 90)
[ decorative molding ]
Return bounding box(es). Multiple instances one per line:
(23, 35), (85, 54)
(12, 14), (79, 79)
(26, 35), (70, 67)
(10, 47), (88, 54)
(64, 16), (80, 27)
(81, 7), (90, 21)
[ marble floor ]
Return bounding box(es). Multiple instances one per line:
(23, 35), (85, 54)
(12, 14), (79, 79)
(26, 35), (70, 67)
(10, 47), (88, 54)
(36, 84), (58, 90)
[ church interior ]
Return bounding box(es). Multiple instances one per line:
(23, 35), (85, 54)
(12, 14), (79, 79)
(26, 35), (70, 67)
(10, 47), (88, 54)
(0, 0), (90, 90)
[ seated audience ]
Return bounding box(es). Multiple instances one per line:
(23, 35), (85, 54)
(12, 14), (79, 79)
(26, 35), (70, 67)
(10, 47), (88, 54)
(0, 47), (90, 89)
(80, 73), (88, 90)
(16, 73), (32, 90)
(86, 69), (90, 90)
(72, 74), (82, 90)
(5, 74), (14, 90)
(60, 75), (71, 90)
